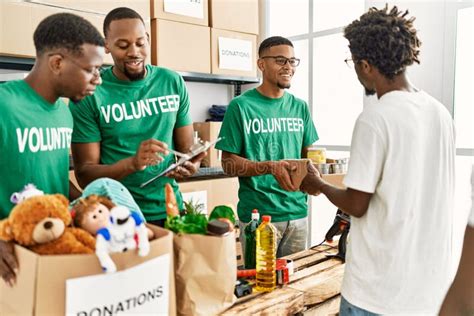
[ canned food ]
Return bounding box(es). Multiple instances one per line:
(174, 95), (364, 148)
(315, 163), (330, 174)
(307, 146), (326, 164)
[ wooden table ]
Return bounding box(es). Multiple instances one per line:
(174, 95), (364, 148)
(221, 244), (344, 315)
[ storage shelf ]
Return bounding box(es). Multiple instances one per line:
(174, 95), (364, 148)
(178, 71), (259, 85)
(0, 55), (260, 85)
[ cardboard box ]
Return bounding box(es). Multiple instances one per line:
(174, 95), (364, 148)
(151, 19), (210, 73)
(322, 173), (346, 188)
(193, 122), (222, 168)
(28, 0), (150, 19)
(211, 28), (257, 77)
(178, 177), (239, 218)
(209, 0), (259, 35)
(0, 1), (36, 57)
(150, 0), (208, 26)
(0, 225), (176, 316)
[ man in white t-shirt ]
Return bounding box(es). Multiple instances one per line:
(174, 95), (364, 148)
(301, 5), (456, 315)
(439, 166), (474, 315)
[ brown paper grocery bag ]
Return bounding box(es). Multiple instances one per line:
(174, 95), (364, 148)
(173, 232), (236, 316)
(285, 159), (311, 188)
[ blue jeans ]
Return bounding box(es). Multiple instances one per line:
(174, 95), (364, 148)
(239, 217), (308, 259)
(340, 296), (379, 316)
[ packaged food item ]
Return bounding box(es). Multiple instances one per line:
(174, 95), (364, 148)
(307, 146), (327, 164)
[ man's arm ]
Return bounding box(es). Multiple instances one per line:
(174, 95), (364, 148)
(72, 139), (168, 188)
(0, 240), (17, 287)
(69, 180), (82, 200)
(221, 151), (297, 192)
(439, 225), (474, 315)
(300, 168), (372, 218)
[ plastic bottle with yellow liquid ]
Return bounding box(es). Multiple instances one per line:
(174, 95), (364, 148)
(255, 215), (277, 292)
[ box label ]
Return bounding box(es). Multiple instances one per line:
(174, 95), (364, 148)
(218, 37), (253, 72)
(66, 254), (170, 315)
(164, 0), (204, 19)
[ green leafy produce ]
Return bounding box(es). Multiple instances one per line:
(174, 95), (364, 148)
(209, 205), (236, 224)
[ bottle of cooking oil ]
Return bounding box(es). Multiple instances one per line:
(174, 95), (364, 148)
(255, 215), (276, 292)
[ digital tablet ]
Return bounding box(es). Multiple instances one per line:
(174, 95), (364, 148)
(140, 137), (222, 188)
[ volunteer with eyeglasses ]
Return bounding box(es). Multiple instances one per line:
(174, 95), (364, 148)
(216, 36), (319, 257)
(0, 13), (104, 286)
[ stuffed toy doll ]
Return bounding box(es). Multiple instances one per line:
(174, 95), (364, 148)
(71, 194), (154, 239)
(95, 205), (150, 273)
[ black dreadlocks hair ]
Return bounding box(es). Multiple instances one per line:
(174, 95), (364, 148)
(344, 4), (421, 80)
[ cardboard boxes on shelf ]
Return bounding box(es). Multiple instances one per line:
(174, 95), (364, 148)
(193, 122), (222, 168)
(178, 177), (239, 218)
(150, 0), (208, 26)
(211, 28), (257, 77)
(0, 226), (176, 316)
(209, 0), (259, 35)
(26, 0), (150, 19)
(151, 19), (210, 73)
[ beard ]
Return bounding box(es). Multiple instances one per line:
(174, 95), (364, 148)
(123, 63), (146, 81)
(277, 82), (291, 89)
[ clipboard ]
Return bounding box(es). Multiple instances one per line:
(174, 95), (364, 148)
(140, 137), (223, 188)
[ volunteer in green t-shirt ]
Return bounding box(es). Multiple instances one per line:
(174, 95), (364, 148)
(0, 13), (104, 286)
(69, 8), (204, 226)
(216, 36), (319, 257)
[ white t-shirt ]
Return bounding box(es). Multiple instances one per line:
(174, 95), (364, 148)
(342, 90), (455, 314)
(469, 166), (474, 227)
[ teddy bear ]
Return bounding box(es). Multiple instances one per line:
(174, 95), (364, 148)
(0, 194), (96, 255)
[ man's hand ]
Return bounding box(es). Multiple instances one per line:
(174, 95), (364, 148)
(166, 152), (207, 180)
(132, 139), (169, 171)
(0, 240), (18, 287)
(269, 161), (298, 192)
(300, 164), (323, 195)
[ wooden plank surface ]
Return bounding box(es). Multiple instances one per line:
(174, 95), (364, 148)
(221, 287), (304, 315)
(304, 295), (341, 316)
(222, 244), (344, 315)
(288, 264), (345, 306)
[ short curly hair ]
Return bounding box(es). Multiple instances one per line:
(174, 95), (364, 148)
(258, 36), (293, 57)
(344, 5), (421, 80)
(34, 13), (104, 56)
(103, 7), (145, 37)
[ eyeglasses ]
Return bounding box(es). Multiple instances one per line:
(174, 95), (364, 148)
(50, 52), (103, 78)
(344, 57), (358, 69)
(66, 56), (103, 78)
(260, 56), (301, 67)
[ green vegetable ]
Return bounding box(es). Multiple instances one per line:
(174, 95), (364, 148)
(209, 205), (236, 224)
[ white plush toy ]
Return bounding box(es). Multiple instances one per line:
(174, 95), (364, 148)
(10, 184), (44, 204)
(95, 205), (150, 273)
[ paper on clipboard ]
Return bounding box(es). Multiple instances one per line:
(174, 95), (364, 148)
(140, 137), (222, 187)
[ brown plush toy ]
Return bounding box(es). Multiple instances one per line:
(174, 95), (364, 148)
(0, 194), (96, 255)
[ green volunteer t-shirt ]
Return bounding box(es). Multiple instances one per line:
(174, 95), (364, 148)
(0, 80), (72, 219)
(69, 65), (192, 221)
(216, 88), (318, 223)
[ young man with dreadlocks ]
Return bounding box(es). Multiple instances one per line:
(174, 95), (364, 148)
(301, 5), (455, 314)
